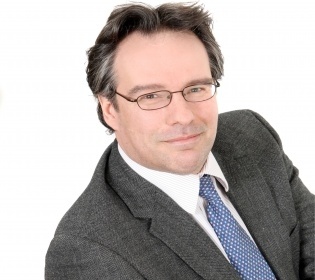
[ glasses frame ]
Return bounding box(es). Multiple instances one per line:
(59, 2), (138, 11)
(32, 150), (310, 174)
(115, 81), (220, 111)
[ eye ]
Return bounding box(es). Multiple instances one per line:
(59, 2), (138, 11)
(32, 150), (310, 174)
(139, 92), (166, 101)
(188, 86), (206, 93)
(143, 93), (158, 99)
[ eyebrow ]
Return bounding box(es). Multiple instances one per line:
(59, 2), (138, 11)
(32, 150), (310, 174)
(127, 77), (214, 96)
(127, 84), (164, 96)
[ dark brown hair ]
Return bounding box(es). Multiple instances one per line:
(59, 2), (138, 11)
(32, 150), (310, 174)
(86, 2), (224, 133)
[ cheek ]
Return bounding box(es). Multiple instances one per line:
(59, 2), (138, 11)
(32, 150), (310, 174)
(206, 100), (218, 123)
(118, 110), (158, 144)
(210, 108), (218, 128)
(195, 101), (218, 125)
(127, 110), (162, 132)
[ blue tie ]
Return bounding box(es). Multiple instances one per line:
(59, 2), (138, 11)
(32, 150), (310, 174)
(199, 175), (276, 280)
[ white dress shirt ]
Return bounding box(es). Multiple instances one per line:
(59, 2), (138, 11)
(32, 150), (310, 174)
(118, 145), (256, 260)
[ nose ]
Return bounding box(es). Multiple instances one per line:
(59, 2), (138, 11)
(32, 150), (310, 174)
(165, 91), (194, 125)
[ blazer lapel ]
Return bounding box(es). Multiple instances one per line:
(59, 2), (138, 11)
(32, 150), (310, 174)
(149, 191), (240, 280)
(215, 153), (297, 280)
(107, 142), (240, 280)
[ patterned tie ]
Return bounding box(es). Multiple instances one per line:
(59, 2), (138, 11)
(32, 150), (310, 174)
(199, 175), (276, 280)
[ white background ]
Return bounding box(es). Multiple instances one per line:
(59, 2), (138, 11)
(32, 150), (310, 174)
(0, 0), (314, 279)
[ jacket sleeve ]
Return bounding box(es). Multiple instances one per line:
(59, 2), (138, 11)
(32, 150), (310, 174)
(251, 110), (315, 279)
(283, 153), (315, 279)
(45, 234), (145, 280)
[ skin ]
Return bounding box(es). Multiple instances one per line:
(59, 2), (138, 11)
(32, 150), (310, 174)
(99, 30), (218, 175)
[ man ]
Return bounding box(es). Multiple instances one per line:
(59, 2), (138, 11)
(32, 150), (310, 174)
(45, 2), (314, 279)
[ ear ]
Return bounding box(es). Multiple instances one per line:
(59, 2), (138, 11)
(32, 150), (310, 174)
(98, 95), (119, 131)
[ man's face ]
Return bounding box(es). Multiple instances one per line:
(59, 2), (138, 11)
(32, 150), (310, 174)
(99, 30), (218, 174)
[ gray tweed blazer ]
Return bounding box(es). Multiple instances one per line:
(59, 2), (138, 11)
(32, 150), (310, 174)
(45, 110), (314, 279)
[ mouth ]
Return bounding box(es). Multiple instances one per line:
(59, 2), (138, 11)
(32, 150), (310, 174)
(164, 133), (201, 145)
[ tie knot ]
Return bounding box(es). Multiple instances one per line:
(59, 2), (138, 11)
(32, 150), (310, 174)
(199, 174), (217, 201)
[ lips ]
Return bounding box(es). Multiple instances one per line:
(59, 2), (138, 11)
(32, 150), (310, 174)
(166, 134), (200, 143)
(158, 125), (206, 144)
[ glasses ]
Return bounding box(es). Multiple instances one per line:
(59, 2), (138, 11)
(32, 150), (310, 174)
(115, 82), (220, 110)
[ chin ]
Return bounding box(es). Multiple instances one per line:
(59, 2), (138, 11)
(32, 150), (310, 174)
(168, 160), (204, 175)
(176, 151), (207, 171)
(169, 167), (201, 175)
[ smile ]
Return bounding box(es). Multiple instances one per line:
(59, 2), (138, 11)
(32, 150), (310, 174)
(164, 134), (201, 146)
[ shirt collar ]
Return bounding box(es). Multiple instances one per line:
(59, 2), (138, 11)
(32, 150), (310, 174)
(118, 144), (229, 214)
(199, 152), (229, 192)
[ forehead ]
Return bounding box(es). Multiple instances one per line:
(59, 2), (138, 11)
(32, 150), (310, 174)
(113, 30), (211, 91)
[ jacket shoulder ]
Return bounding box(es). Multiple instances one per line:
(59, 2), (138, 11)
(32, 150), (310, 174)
(51, 142), (119, 238)
(214, 109), (283, 158)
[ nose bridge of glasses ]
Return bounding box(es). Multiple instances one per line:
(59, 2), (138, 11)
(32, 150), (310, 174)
(169, 89), (186, 99)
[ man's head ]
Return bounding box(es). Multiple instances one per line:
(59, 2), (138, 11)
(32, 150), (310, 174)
(86, 2), (224, 174)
